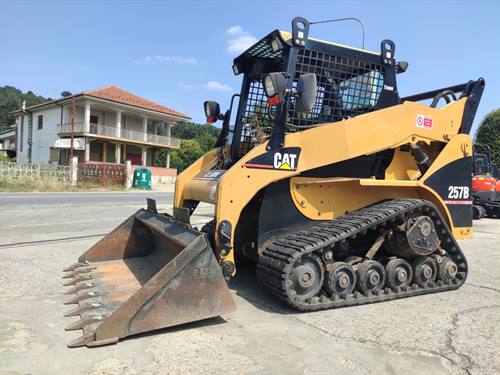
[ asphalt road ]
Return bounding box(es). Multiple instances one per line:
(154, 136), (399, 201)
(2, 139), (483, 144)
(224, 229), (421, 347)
(0, 191), (184, 247)
(0, 191), (173, 208)
(0, 192), (499, 375)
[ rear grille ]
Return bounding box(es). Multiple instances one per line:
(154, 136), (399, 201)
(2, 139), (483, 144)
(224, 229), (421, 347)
(237, 42), (383, 157)
(288, 49), (383, 129)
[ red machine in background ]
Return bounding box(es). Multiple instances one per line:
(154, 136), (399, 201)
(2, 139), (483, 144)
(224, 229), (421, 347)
(472, 143), (500, 219)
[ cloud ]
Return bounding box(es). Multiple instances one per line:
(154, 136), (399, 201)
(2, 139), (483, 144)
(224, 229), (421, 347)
(177, 81), (233, 92)
(227, 35), (258, 54)
(203, 81), (233, 92)
(135, 55), (198, 64)
(225, 25), (257, 54)
(226, 25), (243, 35)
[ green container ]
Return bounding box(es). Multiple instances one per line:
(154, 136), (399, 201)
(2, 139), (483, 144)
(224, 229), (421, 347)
(133, 168), (152, 190)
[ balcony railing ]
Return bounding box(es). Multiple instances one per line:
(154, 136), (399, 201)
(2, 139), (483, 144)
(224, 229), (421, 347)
(57, 122), (180, 148)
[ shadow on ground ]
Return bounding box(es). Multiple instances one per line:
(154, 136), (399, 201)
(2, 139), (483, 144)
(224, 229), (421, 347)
(228, 262), (296, 315)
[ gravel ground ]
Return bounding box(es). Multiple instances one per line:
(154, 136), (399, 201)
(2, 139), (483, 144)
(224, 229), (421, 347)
(0, 192), (498, 375)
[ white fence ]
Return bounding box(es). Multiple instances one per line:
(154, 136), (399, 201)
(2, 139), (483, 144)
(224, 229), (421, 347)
(0, 162), (71, 184)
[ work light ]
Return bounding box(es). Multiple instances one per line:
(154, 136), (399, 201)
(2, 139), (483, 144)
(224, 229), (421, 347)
(204, 101), (221, 123)
(271, 37), (283, 52)
(262, 73), (288, 105)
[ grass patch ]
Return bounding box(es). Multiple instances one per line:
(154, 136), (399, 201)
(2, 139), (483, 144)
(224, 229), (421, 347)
(0, 175), (125, 192)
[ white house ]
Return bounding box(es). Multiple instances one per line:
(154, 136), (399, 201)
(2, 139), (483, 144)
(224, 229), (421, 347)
(0, 126), (16, 158)
(12, 86), (190, 170)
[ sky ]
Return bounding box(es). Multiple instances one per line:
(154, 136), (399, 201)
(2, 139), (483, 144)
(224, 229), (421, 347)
(1, 0), (499, 135)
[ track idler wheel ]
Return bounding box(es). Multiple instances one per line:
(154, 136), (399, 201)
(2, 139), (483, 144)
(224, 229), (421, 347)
(385, 258), (413, 289)
(288, 254), (324, 300)
(356, 260), (385, 294)
(437, 256), (458, 282)
(412, 256), (437, 287)
(325, 262), (357, 296)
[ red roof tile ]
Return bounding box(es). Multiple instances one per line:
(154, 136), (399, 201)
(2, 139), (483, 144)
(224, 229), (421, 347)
(84, 86), (190, 119)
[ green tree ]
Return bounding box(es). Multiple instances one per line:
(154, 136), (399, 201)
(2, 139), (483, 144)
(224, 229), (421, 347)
(60, 91), (72, 97)
(171, 139), (205, 171)
(0, 86), (48, 128)
(197, 133), (217, 152)
(475, 109), (500, 165)
(152, 122), (220, 169)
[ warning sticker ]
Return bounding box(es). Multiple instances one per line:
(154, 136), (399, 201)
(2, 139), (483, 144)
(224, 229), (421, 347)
(416, 114), (433, 130)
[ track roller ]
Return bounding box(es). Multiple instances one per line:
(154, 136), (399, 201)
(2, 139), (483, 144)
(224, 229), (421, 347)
(437, 256), (458, 282)
(325, 262), (357, 296)
(356, 260), (385, 294)
(412, 256), (437, 287)
(288, 254), (324, 300)
(385, 258), (413, 289)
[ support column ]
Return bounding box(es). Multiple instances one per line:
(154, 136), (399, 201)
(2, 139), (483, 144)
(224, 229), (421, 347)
(125, 160), (132, 188)
(142, 147), (147, 166)
(116, 111), (122, 138)
(102, 142), (107, 162)
(115, 143), (121, 164)
(70, 156), (78, 186)
(84, 138), (90, 162)
(166, 149), (171, 168)
(84, 102), (91, 133)
(143, 117), (148, 141)
(166, 123), (172, 146)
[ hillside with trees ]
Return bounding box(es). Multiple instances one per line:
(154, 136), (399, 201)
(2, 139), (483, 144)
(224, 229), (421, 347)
(0, 86), (50, 130)
(166, 122), (221, 171)
(475, 109), (500, 165)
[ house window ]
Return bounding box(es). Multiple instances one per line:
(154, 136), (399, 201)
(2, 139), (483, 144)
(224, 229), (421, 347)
(38, 115), (43, 130)
(90, 115), (98, 124)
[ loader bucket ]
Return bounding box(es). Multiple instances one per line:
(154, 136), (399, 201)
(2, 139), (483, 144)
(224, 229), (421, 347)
(62, 208), (236, 348)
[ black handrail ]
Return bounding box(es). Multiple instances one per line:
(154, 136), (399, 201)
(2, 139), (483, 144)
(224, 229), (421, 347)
(401, 82), (469, 102)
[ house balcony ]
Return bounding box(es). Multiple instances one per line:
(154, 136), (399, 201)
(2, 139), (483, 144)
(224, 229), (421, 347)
(57, 122), (181, 148)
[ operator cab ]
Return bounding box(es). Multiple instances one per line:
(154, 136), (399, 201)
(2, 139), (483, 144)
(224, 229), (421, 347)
(204, 17), (407, 165)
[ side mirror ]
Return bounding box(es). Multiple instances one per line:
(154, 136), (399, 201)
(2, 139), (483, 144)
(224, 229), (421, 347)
(204, 101), (221, 123)
(295, 73), (317, 113)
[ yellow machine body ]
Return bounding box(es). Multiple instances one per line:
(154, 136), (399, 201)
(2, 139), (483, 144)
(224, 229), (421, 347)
(176, 98), (473, 271)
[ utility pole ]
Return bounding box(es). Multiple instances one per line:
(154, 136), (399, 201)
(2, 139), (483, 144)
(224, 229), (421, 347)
(70, 96), (75, 157)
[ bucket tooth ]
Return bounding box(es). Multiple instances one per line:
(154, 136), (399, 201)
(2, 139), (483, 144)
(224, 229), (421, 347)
(64, 302), (103, 317)
(63, 262), (89, 272)
(67, 332), (95, 348)
(65, 315), (103, 331)
(64, 291), (99, 305)
(63, 274), (92, 286)
(62, 268), (94, 279)
(64, 282), (94, 294)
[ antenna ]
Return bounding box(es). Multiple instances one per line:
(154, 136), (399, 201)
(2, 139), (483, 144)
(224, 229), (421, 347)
(309, 17), (366, 50)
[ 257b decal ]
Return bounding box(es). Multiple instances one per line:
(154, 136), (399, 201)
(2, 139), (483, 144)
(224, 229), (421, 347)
(447, 186), (469, 199)
(444, 185), (472, 205)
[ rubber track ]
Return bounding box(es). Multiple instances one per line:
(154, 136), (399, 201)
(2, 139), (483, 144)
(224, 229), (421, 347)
(256, 199), (468, 311)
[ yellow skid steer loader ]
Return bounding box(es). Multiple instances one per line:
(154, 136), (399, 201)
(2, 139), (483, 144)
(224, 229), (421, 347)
(63, 17), (484, 347)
